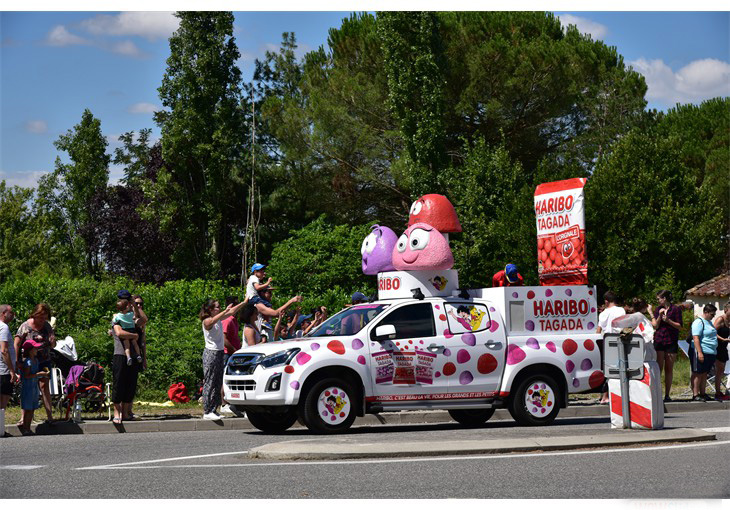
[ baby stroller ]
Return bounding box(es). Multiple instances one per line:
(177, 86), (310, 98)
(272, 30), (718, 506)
(58, 361), (110, 422)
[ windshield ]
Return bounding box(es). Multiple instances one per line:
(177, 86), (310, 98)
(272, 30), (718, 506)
(307, 304), (390, 337)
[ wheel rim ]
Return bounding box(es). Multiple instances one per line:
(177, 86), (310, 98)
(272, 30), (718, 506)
(316, 386), (351, 425)
(524, 380), (555, 418)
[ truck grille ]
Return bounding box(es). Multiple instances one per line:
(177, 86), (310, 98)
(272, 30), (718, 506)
(227, 380), (256, 391)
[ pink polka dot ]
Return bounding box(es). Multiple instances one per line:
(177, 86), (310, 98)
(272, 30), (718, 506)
(357, 355), (366, 365)
(545, 289), (553, 297)
(580, 358), (593, 370)
(352, 338), (364, 350)
(459, 371), (474, 385)
(444, 329), (453, 339)
(435, 371), (441, 377)
(461, 333), (476, 346)
(525, 320), (535, 331)
(311, 343), (320, 351)
(296, 352), (312, 365)
(456, 349), (471, 364)
(546, 341), (557, 352)
(506, 344), (526, 365)
(434, 305), (441, 310)
(565, 289), (572, 296)
(566, 360), (575, 373)
(290, 381), (300, 390)
(526, 338), (539, 349)
(489, 320), (499, 332)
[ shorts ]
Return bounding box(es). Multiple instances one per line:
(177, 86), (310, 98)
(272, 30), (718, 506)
(717, 340), (728, 363)
(654, 342), (678, 354)
(1, 373), (13, 396)
(689, 348), (716, 374)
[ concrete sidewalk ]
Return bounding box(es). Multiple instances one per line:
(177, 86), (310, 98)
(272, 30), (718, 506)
(3, 399), (728, 437)
(248, 427), (717, 460)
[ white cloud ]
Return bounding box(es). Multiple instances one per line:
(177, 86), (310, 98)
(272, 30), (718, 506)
(0, 170), (48, 189)
(630, 57), (730, 105)
(127, 102), (160, 114)
(25, 120), (48, 134)
(45, 25), (90, 47)
(111, 40), (145, 58)
(79, 12), (179, 41)
(557, 14), (608, 41)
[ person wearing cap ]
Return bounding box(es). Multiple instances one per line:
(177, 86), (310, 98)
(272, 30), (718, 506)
(0, 305), (18, 437)
(251, 287), (302, 335)
(246, 263), (273, 301)
(14, 303), (56, 424)
(492, 264), (524, 287)
(18, 337), (48, 435)
(110, 291), (148, 424)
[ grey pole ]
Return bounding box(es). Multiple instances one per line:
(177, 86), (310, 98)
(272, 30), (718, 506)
(617, 331), (632, 429)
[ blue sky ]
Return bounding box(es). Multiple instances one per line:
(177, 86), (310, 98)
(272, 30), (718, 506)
(1, 10), (728, 188)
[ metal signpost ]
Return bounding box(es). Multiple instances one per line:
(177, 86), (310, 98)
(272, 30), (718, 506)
(603, 328), (645, 429)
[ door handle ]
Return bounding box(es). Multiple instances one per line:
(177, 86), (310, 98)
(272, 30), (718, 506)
(485, 340), (503, 350)
(427, 344), (445, 352)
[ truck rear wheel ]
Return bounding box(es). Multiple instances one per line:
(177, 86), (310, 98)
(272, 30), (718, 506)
(299, 378), (357, 434)
(509, 374), (561, 426)
(448, 408), (495, 427)
(246, 408), (298, 433)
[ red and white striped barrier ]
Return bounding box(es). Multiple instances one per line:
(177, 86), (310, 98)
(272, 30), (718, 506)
(609, 361), (664, 430)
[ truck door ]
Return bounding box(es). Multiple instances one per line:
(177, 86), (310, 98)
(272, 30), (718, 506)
(367, 301), (452, 401)
(440, 300), (505, 397)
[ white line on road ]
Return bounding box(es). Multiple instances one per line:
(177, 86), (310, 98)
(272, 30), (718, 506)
(702, 427), (730, 433)
(76, 439), (730, 470)
(0, 465), (45, 470)
(76, 450), (249, 470)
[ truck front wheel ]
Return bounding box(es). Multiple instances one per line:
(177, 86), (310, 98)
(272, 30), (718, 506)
(246, 408), (298, 433)
(509, 374), (562, 426)
(299, 378), (357, 434)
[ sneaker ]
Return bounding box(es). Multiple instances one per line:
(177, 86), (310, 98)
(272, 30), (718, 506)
(203, 412), (223, 421)
(136, 356), (143, 363)
(663, 396), (672, 403)
(701, 394), (713, 402)
(220, 405), (232, 414)
(126, 357), (133, 366)
(691, 395), (705, 402)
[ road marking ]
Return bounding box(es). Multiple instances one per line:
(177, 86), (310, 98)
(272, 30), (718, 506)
(0, 465), (45, 470)
(702, 427), (730, 433)
(76, 450), (249, 470)
(76, 439), (730, 470)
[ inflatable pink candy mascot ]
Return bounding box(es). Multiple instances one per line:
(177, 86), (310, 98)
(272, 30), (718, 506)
(392, 222), (454, 271)
(361, 224), (398, 275)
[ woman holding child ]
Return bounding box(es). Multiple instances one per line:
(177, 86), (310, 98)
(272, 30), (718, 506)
(110, 290), (147, 424)
(14, 303), (56, 424)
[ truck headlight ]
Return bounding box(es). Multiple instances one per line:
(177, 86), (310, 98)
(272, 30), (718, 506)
(259, 348), (300, 369)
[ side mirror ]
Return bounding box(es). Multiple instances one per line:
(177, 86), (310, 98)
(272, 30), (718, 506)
(374, 324), (396, 341)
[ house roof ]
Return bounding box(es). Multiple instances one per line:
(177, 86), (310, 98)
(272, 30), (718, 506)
(686, 273), (730, 297)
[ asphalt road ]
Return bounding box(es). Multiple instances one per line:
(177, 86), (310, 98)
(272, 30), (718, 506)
(1, 409), (728, 499)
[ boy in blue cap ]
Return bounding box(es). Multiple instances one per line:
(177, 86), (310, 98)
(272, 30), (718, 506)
(245, 263), (273, 300)
(492, 264), (524, 287)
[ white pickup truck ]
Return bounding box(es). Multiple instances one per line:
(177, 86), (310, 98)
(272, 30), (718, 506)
(223, 269), (604, 434)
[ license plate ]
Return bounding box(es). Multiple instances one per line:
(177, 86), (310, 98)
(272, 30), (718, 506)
(231, 393), (240, 399)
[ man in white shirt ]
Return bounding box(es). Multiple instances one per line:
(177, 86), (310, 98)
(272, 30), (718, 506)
(596, 291), (626, 404)
(0, 304), (18, 437)
(245, 263), (273, 300)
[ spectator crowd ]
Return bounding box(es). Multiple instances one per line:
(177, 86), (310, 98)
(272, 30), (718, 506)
(1, 260), (729, 434)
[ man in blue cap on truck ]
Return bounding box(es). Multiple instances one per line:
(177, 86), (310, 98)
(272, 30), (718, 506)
(492, 263), (524, 287)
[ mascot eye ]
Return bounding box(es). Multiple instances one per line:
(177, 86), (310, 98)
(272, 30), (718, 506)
(409, 228), (430, 251)
(410, 201), (423, 216)
(361, 232), (377, 255)
(396, 233), (408, 253)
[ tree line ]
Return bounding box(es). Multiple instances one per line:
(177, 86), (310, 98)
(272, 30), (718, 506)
(1, 11), (727, 304)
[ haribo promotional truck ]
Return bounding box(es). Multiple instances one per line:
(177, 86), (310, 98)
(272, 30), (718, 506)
(223, 182), (606, 434)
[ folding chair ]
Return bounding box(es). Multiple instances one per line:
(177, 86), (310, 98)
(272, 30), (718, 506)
(48, 367), (66, 418)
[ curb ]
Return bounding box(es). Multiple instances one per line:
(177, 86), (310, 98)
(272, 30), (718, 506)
(248, 428), (717, 460)
(4, 400), (728, 437)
